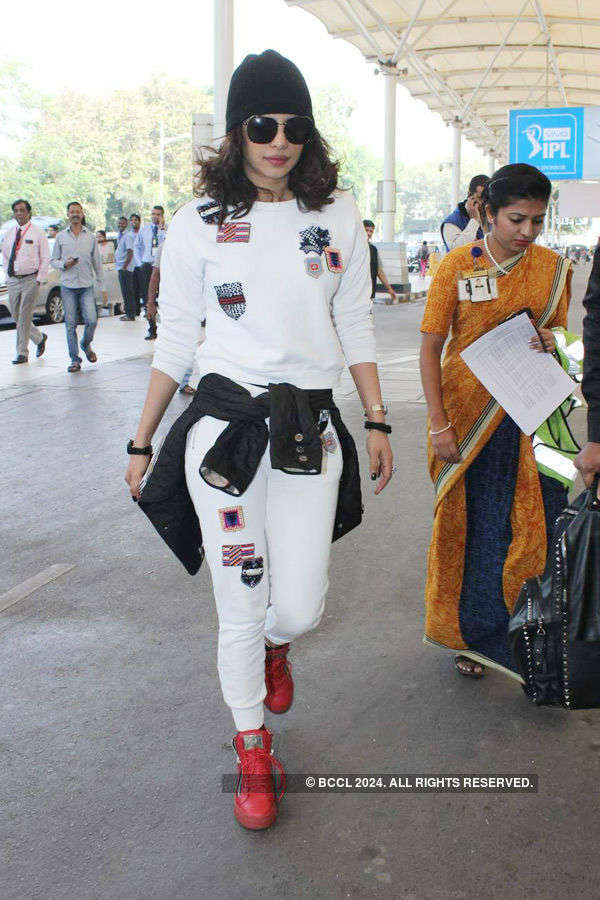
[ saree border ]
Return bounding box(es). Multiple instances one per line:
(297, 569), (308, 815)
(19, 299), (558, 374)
(433, 253), (571, 502)
(422, 636), (525, 683)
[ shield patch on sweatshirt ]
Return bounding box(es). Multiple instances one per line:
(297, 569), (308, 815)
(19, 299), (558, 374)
(324, 247), (344, 273)
(241, 556), (264, 587)
(304, 256), (323, 278)
(214, 282), (246, 320)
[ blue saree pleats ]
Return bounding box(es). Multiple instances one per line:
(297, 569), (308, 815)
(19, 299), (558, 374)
(459, 415), (568, 671)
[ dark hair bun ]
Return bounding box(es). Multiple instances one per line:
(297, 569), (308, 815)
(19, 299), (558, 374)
(486, 163), (551, 214)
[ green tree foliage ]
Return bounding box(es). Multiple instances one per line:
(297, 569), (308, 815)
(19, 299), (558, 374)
(396, 161), (453, 235)
(1, 67), (483, 238)
(314, 86), (381, 217)
(0, 68), (212, 228)
(0, 62), (39, 148)
(313, 83), (487, 236)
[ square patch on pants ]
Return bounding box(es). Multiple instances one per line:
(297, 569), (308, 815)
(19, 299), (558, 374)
(222, 543), (255, 566)
(219, 506), (245, 532)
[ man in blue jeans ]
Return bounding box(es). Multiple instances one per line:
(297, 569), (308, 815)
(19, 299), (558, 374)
(50, 201), (107, 372)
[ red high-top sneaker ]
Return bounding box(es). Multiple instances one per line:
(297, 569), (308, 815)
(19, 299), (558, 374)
(232, 727), (286, 830)
(264, 643), (294, 714)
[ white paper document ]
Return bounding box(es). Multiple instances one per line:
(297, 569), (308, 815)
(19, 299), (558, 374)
(460, 313), (575, 435)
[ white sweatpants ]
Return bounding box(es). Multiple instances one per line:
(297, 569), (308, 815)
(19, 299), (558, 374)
(184, 390), (343, 732)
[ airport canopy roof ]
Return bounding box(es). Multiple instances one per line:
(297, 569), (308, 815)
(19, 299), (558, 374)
(285, 0), (600, 156)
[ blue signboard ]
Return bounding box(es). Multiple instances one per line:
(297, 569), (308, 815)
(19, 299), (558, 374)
(583, 107), (600, 179)
(509, 107), (584, 180)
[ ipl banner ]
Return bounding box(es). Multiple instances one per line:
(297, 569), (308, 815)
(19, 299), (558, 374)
(509, 106), (600, 180)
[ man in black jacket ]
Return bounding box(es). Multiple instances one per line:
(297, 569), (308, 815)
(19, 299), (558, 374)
(575, 244), (600, 490)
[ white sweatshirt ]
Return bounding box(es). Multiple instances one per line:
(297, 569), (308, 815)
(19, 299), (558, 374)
(152, 190), (376, 390)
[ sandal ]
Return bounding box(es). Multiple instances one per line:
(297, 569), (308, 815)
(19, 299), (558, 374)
(454, 655), (485, 678)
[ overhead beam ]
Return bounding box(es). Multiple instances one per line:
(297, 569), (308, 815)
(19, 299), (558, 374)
(409, 85), (600, 100)
(531, 0), (568, 104)
(417, 43), (600, 58)
(325, 15), (600, 41)
(351, 0), (496, 141)
(426, 99), (577, 112)
(350, 0), (458, 114)
(390, 0), (428, 64)
(461, 0), (532, 119)
(353, 0), (461, 72)
(430, 66), (600, 80)
(393, 0), (461, 62)
(284, 0), (597, 154)
(466, 28), (547, 107)
(332, 0), (384, 58)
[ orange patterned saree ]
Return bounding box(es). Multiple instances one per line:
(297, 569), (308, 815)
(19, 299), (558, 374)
(421, 243), (572, 663)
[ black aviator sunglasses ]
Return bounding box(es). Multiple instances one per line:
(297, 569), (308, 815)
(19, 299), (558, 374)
(243, 115), (314, 145)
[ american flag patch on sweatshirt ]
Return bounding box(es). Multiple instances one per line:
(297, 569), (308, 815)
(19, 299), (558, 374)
(222, 543), (255, 566)
(216, 222), (251, 243)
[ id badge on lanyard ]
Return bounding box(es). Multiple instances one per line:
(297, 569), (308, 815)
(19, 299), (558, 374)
(458, 245), (499, 303)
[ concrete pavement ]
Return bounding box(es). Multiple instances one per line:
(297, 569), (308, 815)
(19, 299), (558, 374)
(1, 264), (599, 900)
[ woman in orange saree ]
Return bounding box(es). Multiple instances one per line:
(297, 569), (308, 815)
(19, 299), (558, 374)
(420, 164), (572, 678)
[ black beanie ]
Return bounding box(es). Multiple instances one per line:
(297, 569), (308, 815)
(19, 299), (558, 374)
(225, 50), (313, 134)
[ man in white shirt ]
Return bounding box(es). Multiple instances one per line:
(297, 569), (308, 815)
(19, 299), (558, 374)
(130, 213), (143, 319)
(1, 199), (50, 364)
(135, 205), (167, 338)
(440, 174), (490, 252)
(115, 216), (137, 321)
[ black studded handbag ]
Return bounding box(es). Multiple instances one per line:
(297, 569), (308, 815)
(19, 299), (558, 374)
(508, 475), (600, 708)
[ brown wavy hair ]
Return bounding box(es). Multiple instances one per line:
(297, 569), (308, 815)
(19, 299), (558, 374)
(197, 126), (340, 222)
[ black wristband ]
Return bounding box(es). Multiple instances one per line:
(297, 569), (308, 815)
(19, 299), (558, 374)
(364, 421), (392, 434)
(127, 439), (153, 456)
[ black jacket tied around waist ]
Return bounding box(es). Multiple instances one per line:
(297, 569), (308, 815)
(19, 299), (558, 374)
(137, 373), (363, 574)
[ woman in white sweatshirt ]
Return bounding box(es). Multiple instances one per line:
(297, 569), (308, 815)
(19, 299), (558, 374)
(125, 50), (393, 831)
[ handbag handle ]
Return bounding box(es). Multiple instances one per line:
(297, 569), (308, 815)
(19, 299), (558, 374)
(590, 473), (600, 511)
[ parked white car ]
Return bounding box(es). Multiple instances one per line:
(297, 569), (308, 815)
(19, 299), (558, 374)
(0, 238), (122, 325)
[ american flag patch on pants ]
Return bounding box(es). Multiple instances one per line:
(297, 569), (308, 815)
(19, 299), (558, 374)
(216, 222), (251, 243)
(222, 543), (255, 566)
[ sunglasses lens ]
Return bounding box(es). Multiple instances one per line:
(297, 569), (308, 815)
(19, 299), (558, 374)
(246, 116), (278, 144)
(284, 117), (314, 144)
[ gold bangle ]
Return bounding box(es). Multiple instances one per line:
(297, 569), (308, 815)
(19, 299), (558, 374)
(430, 422), (452, 436)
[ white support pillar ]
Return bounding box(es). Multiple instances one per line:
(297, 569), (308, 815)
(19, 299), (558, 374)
(382, 70), (397, 242)
(451, 123), (462, 209)
(213, 0), (234, 142)
(159, 121), (165, 205)
(488, 153), (495, 177)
